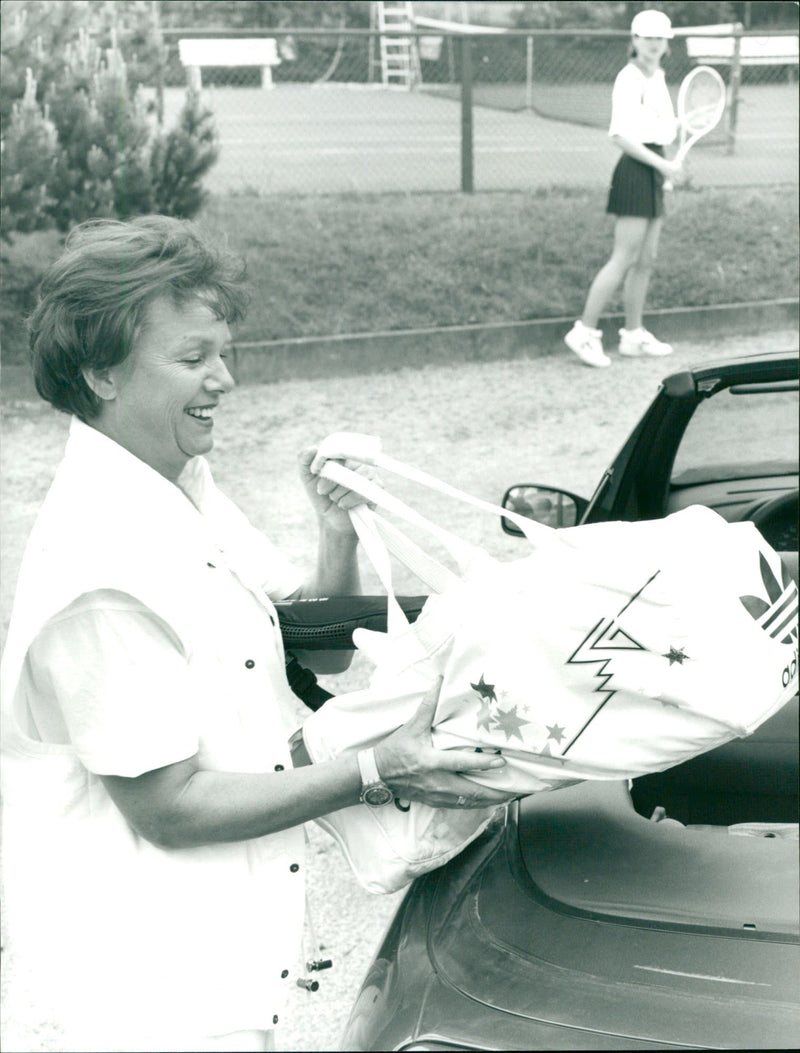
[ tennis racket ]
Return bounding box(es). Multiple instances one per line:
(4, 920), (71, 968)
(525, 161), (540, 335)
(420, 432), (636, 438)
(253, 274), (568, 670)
(665, 65), (727, 189)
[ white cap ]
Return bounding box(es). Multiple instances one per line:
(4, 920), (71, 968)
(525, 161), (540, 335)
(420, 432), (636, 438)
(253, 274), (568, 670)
(631, 9), (674, 39)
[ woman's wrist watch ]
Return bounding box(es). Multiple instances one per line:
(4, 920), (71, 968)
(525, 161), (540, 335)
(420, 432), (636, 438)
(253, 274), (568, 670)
(357, 748), (394, 807)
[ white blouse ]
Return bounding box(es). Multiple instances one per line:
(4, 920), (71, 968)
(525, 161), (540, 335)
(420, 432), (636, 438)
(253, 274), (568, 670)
(608, 63), (677, 146)
(1, 419), (309, 1046)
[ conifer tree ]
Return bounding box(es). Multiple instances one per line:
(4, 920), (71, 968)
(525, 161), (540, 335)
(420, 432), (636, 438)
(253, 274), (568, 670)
(0, 68), (58, 242)
(1, 0), (218, 240)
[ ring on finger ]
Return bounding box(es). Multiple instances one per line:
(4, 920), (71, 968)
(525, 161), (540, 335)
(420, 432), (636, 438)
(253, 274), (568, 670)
(456, 795), (467, 807)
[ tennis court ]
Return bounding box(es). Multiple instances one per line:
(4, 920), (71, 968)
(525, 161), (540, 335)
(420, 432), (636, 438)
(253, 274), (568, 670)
(159, 80), (798, 196)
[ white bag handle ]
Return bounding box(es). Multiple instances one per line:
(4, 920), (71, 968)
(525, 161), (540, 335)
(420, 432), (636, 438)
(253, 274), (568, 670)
(348, 506), (462, 637)
(313, 432), (553, 549)
(347, 505), (413, 637)
(314, 434), (556, 640)
(322, 460), (484, 573)
(362, 511), (461, 595)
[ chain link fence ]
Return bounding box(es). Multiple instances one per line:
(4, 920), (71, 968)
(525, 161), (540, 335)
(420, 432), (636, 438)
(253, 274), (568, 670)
(156, 27), (798, 196)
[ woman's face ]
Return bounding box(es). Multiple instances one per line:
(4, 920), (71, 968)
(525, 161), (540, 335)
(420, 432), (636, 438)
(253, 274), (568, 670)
(97, 294), (235, 482)
(633, 35), (669, 65)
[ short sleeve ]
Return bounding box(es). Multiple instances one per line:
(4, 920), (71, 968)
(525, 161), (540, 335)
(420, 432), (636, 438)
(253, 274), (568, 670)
(24, 591), (199, 777)
(608, 65), (643, 139)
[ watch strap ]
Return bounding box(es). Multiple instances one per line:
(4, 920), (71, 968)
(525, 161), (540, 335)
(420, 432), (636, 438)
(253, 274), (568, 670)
(357, 747), (382, 787)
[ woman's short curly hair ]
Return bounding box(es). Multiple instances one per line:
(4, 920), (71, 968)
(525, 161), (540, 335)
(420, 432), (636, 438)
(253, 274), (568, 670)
(28, 215), (250, 421)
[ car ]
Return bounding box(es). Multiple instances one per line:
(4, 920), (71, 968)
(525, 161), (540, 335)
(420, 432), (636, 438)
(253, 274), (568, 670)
(277, 349), (799, 1051)
(499, 348), (798, 553)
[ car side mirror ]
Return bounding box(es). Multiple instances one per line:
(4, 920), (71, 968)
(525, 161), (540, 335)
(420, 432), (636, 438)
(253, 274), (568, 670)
(501, 485), (589, 535)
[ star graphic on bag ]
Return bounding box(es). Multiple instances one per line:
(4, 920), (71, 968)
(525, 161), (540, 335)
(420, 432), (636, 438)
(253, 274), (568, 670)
(491, 704), (531, 742)
(546, 723), (566, 744)
(476, 697), (494, 731)
(471, 674), (497, 702)
(662, 646), (690, 665)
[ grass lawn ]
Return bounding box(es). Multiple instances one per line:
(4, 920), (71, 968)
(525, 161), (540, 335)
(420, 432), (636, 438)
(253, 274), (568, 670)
(1, 184), (797, 359)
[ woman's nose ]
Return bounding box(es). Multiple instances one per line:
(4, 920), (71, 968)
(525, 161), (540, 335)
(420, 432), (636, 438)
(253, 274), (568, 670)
(205, 355), (235, 394)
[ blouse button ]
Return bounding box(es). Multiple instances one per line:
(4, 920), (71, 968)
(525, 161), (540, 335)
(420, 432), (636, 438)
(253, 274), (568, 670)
(273, 1014), (279, 1025)
(281, 969), (289, 979)
(290, 863), (300, 873)
(274, 764), (285, 772)
(244, 659), (255, 669)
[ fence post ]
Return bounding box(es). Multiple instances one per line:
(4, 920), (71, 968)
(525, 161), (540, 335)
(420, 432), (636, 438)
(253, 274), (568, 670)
(151, 0), (164, 126)
(525, 34), (533, 110)
(460, 34), (474, 192)
(727, 27), (743, 155)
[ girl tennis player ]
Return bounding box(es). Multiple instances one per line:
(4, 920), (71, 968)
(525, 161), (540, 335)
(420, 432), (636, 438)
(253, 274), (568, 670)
(565, 9), (684, 368)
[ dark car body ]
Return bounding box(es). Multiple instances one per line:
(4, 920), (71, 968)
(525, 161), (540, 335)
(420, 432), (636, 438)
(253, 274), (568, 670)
(278, 351), (799, 1051)
(342, 770), (798, 1051)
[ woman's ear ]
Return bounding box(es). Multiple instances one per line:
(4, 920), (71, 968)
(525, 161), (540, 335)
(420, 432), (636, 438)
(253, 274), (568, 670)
(81, 366), (117, 402)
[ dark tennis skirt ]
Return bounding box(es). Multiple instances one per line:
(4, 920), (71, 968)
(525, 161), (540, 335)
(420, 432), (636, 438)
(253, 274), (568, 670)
(607, 144), (665, 219)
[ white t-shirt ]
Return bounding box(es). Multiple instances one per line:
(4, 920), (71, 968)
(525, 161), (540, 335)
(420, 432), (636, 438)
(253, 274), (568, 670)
(608, 63), (677, 146)
(1, 419), (309, 1047)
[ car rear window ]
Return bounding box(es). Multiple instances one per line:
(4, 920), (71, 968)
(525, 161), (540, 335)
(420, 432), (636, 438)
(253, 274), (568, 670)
(672, 386), (798, 483)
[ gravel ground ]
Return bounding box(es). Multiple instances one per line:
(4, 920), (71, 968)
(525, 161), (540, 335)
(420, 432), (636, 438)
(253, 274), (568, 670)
(1, 328), (796, 1052)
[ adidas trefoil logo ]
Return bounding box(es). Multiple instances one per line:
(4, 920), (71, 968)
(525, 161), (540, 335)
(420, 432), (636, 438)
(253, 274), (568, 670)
(739, 552), (798, 645)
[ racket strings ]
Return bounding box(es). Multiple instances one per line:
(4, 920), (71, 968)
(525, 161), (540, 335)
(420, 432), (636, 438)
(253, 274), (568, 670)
(684, 102), (722, 132)
(681, 75), (725, 132)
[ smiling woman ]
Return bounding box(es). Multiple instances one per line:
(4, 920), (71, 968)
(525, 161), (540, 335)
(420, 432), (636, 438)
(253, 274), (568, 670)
(27, 217), (249, 424)
(83, 297), (236, 482)
(1, 215), (516, 1053)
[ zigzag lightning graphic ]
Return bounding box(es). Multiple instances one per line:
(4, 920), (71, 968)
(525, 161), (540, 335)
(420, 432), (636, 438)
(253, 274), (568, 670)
(561, 571), (659, 755)
(562, 620), (646, 753)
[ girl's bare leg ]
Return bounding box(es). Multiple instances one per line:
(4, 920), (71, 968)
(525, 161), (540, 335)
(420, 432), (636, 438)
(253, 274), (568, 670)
(623, 217), (663, 331)
(581, 217), (649, 329)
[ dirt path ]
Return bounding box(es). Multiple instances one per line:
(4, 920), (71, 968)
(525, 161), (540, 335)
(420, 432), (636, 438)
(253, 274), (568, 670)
(1, 329), (796, 1051)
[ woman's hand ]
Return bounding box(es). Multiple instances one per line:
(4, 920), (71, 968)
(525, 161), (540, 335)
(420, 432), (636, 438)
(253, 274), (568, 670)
(661, 157), (686, 183)
(298, 445), (376, 536)
(374, 677), (520, 810)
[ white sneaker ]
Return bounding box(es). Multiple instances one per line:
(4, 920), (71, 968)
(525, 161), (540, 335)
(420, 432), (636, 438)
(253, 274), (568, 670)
(618, 327), (673, 357)
(564, 321), (611, 368)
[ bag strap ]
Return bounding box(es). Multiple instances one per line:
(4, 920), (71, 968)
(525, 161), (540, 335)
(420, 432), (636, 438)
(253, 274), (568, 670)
(347, 505), (413, 635)
(348, 504), (464, 636)
(315, 435), (554, 639)
(321, 460), (482, 573)
(313, 432), (554, 548)
(320, 459), (552, 579)
(361, 511), (461, 595)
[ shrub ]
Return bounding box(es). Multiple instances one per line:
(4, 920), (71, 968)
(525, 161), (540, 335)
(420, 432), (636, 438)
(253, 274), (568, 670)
(0, 0), (218, 241)
(0, 69), (58, 242)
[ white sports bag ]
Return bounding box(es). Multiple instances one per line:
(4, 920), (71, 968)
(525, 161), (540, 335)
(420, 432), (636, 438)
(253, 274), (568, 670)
(298, 434), (798, 894)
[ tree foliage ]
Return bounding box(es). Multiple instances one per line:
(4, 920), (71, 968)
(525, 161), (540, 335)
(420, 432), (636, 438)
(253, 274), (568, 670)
(0, 68), (58, 238)
(156, 1), (371, 31)
(1, 0), (218, 242)
(507, 1), (796, 30)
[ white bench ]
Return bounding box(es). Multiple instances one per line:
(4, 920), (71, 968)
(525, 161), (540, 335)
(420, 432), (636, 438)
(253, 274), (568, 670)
(178, 38), (280, 91)
(683, 23), (799, 68)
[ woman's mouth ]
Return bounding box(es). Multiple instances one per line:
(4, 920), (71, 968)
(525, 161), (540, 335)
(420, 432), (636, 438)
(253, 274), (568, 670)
(186, 406), (215, 424)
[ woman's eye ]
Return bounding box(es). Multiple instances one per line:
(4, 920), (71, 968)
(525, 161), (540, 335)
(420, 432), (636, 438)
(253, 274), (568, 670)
(184, 357), (203, 365)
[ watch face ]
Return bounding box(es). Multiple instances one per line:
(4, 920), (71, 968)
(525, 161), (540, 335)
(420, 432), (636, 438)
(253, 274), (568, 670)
(363, 784), (394, 807)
